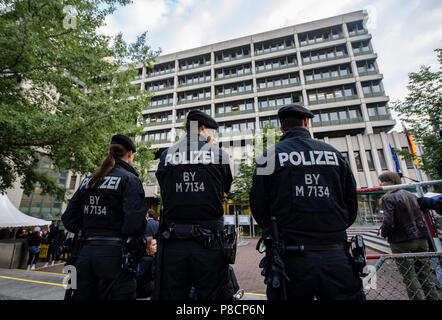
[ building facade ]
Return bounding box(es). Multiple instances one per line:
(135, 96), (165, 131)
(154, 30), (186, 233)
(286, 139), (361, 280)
(134, 10), (429, 200)
(5, 10), (429, 224)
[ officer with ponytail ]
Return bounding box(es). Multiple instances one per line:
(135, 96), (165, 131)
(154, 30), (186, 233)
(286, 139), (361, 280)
(62, 134), (147, 300)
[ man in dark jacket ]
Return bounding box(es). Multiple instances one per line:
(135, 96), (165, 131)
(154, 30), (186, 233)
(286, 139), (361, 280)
(250, 104), (364, 300)
(379, 171), (439, 300)
(144, 209), (159, 238)
(155, 110), (233, 300)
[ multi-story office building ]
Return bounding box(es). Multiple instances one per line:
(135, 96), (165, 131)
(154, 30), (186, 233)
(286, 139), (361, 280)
(133, 10), (428, 201)
(4, 10), (429, 223)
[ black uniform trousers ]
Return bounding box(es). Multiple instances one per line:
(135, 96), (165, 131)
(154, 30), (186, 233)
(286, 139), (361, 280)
(74, 244), (136, 300)
(161, 238), (232, 300)
(267, 249), (365, 300)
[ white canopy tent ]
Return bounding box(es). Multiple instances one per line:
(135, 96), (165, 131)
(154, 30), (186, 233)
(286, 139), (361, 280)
(0, 193), (51, 228)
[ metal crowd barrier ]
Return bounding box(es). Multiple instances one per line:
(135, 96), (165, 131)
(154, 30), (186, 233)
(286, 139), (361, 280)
(363, 252), (442, 300)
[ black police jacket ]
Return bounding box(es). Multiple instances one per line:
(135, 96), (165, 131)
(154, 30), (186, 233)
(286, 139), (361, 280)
(250, 128), (358, 245)
(61, 159), (148, 238)
(155, 133), (232, 225)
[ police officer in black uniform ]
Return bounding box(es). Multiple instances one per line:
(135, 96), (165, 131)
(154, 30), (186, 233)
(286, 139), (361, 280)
(155, 110), (233, 300)
(250, 104), (365, 300)
(62, 134), (147, 300)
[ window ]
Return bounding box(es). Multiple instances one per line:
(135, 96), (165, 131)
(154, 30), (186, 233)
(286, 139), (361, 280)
(378, 149), (388, 170)
(354, 151), (363, 172)
(69, 175), (77, 189)
(365, 150), (375, 171)
(402, 147), (415, 169)
(339, 110), (347, 120)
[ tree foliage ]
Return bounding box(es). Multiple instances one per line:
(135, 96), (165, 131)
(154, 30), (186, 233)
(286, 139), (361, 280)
(392, 48), (442, 180)
(231, 125), (281, 204)
(0, 0), (159, 199)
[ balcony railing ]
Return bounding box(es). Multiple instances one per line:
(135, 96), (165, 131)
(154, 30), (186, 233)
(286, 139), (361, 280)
(146, 69), (175, 78)
(305, 73), (353, 84)
(145, 120), (173, 127)
(353, 48), (373, 56)
(348, 29), (368, 37)
(312, 117), (363, 127)
(215, 54), (251, 65)
(363, 91), (385, 98)
(146, 85), (174, 93)
(257, 81), (300, 92)
(215, 108), (255, 118)
(308, 94), (358, 105)
(177, 96), (211, 105)
(215, 70), (252, 81)
(299, 33), (344, 47)
(256, 61), (297, 74)
(369, 114), (392, 121)
(147, 101), (174, 109)
(255, 44), (295, 56)
(179, 61), (211, 72)
(215, 89), (253, 99)
(148, 138), (171, 145)
(259, 101), (304, 112)
(178, 78), (211, 88)
(302, 53), (348, 66)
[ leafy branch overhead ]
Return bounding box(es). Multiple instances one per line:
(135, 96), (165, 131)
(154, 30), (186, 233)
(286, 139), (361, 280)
(391, 48), (442, 180)
(0, 0), (159, 199)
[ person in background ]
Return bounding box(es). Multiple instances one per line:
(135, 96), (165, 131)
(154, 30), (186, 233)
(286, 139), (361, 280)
(136, 237), (157, 299)
(26, 227), (43, 270)
(378, 171), (439, 300)
(144, 209), (159, 238)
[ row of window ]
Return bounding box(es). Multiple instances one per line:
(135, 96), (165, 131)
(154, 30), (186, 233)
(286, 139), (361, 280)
(362, 81), (383, 96)
(299, 26), (343, 46)
(143, 130), (172, 143)
(179, 54), (211, 71)
(254, 37), (295, 55)
(302, 45), (347, 64)
(215, 81), (253, 97)
(215, 46), (250, 63)
(144, 112), (173, 125)
(150, 94), (174, 107)
(176, 106), (211, 121)
(258, 73), (299, 90)
(258, 93), (302, 109)
(178, 71), (211, 87)
(308, 84), (356, 103)
(145, 78), (174, 92)
(177, 88), (211, 104)
(256, 55), (297, 73)
(141, 40), (373, 81)
(216, 99), (255, 115)
(312, 106), (363, 127)
(304, 65), (352, 82)
(145, 62), (176, 78)
(216, 63), (252, 79)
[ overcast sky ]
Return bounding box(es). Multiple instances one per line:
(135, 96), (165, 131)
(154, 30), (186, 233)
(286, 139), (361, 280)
(98, 0), (442, 131)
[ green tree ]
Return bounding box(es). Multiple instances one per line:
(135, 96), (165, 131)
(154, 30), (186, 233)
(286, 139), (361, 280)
(231, 125), (281, 204)
(0, 0), (159, 199)
(392, 48), (442, 182)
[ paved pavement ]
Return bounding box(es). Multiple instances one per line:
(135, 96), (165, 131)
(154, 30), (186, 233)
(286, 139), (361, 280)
(0, 237), (382, 300)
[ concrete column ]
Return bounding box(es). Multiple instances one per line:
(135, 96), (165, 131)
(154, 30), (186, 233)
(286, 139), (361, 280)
(368, 134), (382, 176)
(210, 51), (216, 117)
(356, 133), (373, 187)
(171, 59), (179, 142)
(343, 22), (372, 134)
(392, 131), (410, 178)
(345, 134), (361, 186)
(380, 131), (395, 172)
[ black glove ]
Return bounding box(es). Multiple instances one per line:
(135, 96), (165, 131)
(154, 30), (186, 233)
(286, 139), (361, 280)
(417, 197), (431, 210)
